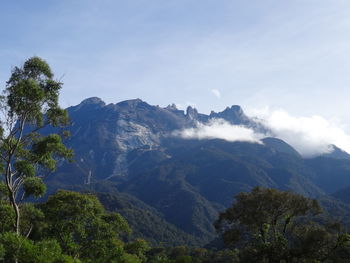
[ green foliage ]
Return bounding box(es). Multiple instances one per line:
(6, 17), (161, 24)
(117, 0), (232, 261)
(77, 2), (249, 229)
(207, 249), (239, 263)
(20, 203), (45, 237)
(23, 177), (46, 198)
(96, 191), (203, 246)
(0, 232), (78, 263)
(0, 231), (32, 262)
(146, 247), (240, 263)
(0, 202), (14, 233)
(0, 244), (4, 260)
(31, 134), (73, 170)
(215, 187), (350, 262)
(55, 255), (81, 263)
(118, 253), (142, 263)
(0, 189), (142, 262)
(28, 240), (67, 263)
(6, 57), (60, 124)
(215, 186), (321, 246)
(125, 239), (150, 262)
(149, 255), (174, 263)
(175, 255), (192, 263)
(103, 211), (132, 236)
(1, 56), (73, 236)
(14, 160), (35, 177)
(0, 181), (8, 200)
(40, 190), (133, 262)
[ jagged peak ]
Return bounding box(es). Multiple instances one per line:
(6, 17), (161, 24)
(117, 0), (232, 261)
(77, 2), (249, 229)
(223, 105), (243, 114)
(165, 103), (178, 111)
(186, 105), (198, 114)
(210, 105), (244, 117)
(186, 106), (198, 119)
(208, 104), (250, 125)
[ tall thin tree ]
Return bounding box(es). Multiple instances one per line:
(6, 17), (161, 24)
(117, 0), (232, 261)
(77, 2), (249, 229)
(0, 57), (72, 236)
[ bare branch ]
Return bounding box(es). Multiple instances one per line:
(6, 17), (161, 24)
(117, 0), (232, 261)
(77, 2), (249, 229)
(24, 225), (33, 238)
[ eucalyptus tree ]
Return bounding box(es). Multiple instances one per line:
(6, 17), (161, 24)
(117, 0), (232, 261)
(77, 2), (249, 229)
(0, 57), (72, 236)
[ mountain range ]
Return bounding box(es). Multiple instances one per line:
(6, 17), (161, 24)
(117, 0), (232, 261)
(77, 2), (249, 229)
(44, 97), (350, 246)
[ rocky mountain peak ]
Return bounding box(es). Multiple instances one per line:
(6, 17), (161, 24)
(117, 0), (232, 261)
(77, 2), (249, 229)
(116, 98), (147, 108)
(73, 97), (106, 111)
(209, 105), (249, 124)
(322, 145), (350, 160)
(221, 105), (244, 115)
(165, 103), (178, 111)
(80, 97), (105, 106)
(186, 106), (199, 119)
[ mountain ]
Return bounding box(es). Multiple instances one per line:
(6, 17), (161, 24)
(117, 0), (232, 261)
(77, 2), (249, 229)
(44, 97), (350, 246)
(322, 145), (350, 160)
(51, 97), (266, 183)
(261, 137), (301, 158)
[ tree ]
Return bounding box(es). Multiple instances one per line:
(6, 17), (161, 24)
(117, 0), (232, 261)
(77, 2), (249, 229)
(125, 239), (150, 262)
(0, 231), (79, 263)
(0, 57), (72, 236)
(215, 187), (350, 262)
(39, 190), (136, 262)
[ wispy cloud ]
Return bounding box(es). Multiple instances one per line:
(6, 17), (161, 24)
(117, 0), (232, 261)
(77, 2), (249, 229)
(211, 89), (221, 98)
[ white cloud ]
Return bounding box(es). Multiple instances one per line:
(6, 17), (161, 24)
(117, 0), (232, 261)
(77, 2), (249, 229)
(174, 118), (263, 144)
(174, 107), (350, 158)
(252, 108), (350, 157)
(211, 89), (221, 98)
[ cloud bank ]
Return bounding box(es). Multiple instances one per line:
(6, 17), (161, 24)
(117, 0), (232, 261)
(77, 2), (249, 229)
(253, 109), (350, 157)
(174, 119), (263, 144)
(175, 109), (350, 157)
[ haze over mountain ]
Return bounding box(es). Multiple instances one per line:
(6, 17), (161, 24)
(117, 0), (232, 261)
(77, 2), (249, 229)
(43, 97), (350, 246)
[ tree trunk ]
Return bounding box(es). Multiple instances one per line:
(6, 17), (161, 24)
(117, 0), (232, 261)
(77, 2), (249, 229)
(9, 192), (20, 235)
(14, 202), (20, 236)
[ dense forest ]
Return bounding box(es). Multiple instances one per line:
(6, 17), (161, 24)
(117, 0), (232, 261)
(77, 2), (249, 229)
(1, 58), (350, 262)
(2, 185), (350, 262)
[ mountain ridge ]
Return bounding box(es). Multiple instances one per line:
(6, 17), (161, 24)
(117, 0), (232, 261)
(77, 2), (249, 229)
(43, 97), (350, 246)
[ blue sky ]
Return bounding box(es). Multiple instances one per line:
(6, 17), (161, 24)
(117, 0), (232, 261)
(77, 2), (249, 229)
(2, 0), (350, 126)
